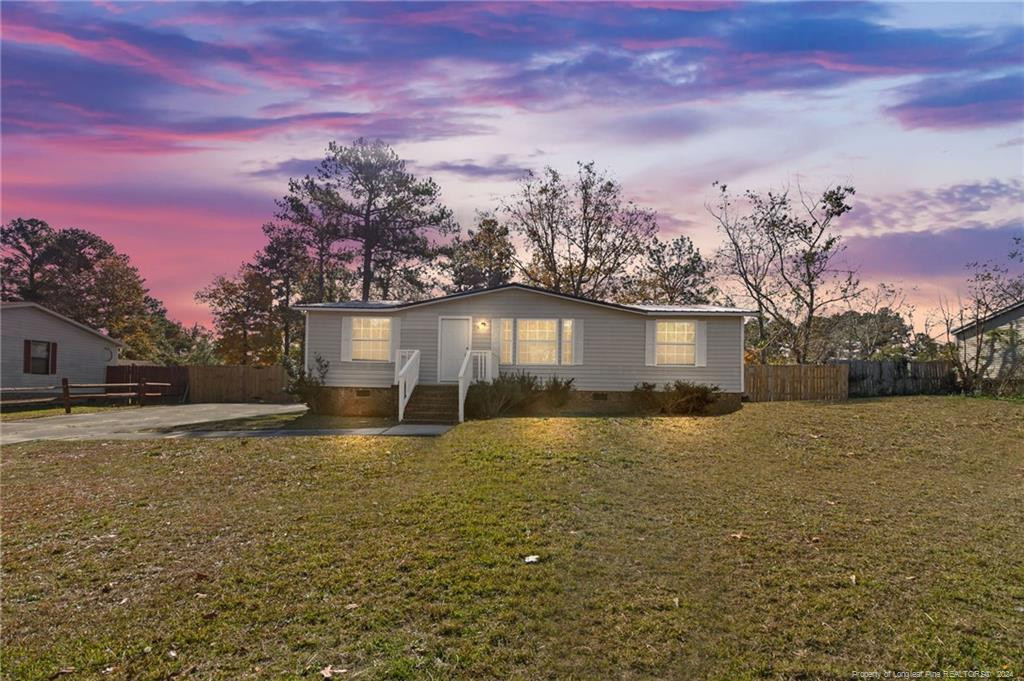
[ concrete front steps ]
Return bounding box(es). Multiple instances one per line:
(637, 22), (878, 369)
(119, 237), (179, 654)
(401, 384), (459, 424)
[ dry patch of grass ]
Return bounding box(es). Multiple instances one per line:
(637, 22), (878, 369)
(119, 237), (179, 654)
(2, 396), (1022, 679)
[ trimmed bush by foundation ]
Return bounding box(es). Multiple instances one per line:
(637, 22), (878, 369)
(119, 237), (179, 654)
(465, 371), (576, 419)
(632, 380), (721, 416)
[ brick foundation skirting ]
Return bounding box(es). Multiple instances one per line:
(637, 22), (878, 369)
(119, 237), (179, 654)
(556, 390), (742, 416)
(317, 386), (742, 417)
(319, 387), (397, 416)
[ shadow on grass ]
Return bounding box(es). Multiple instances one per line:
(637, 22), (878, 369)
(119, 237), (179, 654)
(148, 411), (396, 433)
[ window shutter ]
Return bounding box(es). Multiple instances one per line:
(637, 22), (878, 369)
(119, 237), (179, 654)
(340, 316), (352, 361)
(573, 319), (584, 365)
(490, 318), (500, 354)
(390, 317), (401, 363)
(645, 320), (656, 366)
(696, 320), (707, 367)
(23, 340), (31, 373)
(49, 342), (58, 374)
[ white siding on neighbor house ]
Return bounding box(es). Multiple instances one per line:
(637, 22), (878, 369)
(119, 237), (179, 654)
(1, 306), (120, 389)
(956, 306), (1024, 379)
(305, 288), (745, 392)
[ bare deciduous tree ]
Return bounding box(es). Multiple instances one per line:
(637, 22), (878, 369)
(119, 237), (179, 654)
(939, 238), (1024, 395)
(709, 181), (862, 363)
(505, 162), (657, 299)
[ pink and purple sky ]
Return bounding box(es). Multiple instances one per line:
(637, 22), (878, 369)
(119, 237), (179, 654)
(2, 1), (1022, 326)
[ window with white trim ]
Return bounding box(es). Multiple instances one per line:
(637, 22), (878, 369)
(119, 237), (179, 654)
(351, 317), (391, 361)
(561, 319), (574, 365)
(500, 319), (514, 364)
(655, 320), (696, 366)
(516, 319), (558, 365)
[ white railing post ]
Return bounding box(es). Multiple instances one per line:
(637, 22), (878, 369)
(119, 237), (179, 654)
(396, 349), (420, 422)
(457, 349), (472, 424)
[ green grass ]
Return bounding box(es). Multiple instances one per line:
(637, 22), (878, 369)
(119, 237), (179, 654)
(0, 403), (133, 421)
(2, 396), (1022, 679)
(146, 411), (395, 432)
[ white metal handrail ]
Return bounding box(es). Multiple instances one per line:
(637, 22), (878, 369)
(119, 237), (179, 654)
(397, 349), (421, 422)
(457, 348), (473, 423)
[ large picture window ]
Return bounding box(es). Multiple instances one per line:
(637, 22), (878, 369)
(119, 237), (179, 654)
(655, 320), (696, 366)
(351, 317), (391, 361)
(516, 319), (558, 365)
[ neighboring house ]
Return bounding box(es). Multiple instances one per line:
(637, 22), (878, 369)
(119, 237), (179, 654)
(296, 283), (753, 422)
(951, 299), (1024, 379)
(1, 302), (122, 389)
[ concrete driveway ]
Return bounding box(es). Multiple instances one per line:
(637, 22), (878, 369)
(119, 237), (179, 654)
(1, 403), (307, 445)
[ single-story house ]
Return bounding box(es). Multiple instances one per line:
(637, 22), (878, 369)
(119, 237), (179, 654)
(951, 299), (1023, 379)
(1, 302), (122, 389)
(296, 283), (753, 423)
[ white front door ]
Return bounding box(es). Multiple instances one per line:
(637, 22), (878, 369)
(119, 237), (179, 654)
(439, 317), (471, 382)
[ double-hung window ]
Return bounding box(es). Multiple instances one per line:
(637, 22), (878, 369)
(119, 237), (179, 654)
(351, 317), (391, 361)
(500, 319), (514, 364)
(655, 320), (696, 366)
(561, 320), (574, 365)
(28, 341), (52, 374)
(516, 319), (558, 365)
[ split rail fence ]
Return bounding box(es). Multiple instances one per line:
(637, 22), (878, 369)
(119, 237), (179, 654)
(0, 379), (171, 413)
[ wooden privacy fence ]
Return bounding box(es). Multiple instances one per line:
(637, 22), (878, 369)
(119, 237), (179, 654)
(831, 359), (957, 397)
(186, 365), (292, 403)
(106, 365), (188, 401)
(744, 364), (849, 402)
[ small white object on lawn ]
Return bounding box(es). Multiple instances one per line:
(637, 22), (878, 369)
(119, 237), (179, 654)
(321, 666), (348, 677)
(523, 555), (540, 563)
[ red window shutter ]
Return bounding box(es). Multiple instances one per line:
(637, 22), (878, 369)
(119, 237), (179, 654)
(49, 342), (58, 374)
(23, 340), (31, 373)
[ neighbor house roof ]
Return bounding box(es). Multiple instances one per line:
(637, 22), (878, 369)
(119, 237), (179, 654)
(293, 283), (755, 316)
(950, 298), (1024, 336)
(0, 301), (125, 346)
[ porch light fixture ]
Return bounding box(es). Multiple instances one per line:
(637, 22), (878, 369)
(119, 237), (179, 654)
(477, 319), (489, 330)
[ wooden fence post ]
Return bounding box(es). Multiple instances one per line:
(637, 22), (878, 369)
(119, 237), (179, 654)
(62, 378), (71, 414)
(138, 378), (146, 407)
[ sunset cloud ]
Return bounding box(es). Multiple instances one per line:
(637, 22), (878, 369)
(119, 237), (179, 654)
(1, 1), (1021, 324)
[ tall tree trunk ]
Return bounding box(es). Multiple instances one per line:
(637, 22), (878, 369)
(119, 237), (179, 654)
(281, 278), (292, 363)
(756, 306), (768, 364)
(317, 253), (326, 303)
(361, 243), (373, 301)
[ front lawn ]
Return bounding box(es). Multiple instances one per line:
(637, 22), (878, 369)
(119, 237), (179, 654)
(0, 404), (132, 421)
(2, 396), (1022, 679)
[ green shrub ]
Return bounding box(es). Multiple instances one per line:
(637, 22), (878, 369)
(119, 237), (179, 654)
(632, 380), (720, 416)
(465, 371), (535, 419)
(287, 355), (329, 413)
(540, 375), (575, 409)
(465, 371), (575, 419)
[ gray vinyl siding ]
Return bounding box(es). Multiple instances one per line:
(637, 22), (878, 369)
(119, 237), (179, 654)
(305, 288), (745, 392)
(955, 306), (1024, 379)
(1, 306), (120, 389)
